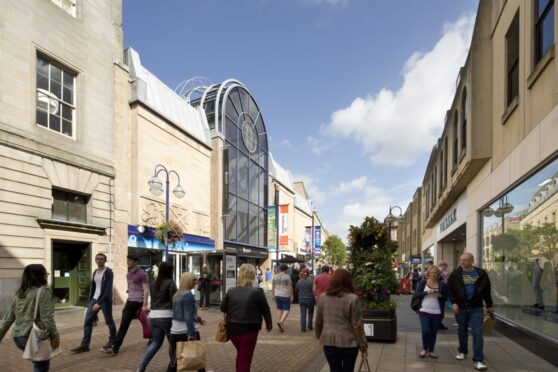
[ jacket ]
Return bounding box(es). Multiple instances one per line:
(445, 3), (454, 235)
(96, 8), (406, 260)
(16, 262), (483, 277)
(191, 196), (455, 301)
(412, 279), (448, 313)
(220, 286), (272, 328)
(150, 278), (177, 310)
(89, 267), (114, 306)
(0, 286), (60, 341)
(172, 291), (201, 338)
(447, 266), (493, 309)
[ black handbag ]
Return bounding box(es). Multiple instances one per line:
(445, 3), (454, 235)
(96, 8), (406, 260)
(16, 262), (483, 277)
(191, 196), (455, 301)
(410, 296), (423, 311)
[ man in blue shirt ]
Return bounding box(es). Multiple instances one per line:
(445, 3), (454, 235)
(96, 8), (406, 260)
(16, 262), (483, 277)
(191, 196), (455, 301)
(447, 253), (494, 371)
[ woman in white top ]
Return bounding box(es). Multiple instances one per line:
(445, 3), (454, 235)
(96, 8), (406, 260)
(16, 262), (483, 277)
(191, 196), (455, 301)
(412, 265), (448, 358)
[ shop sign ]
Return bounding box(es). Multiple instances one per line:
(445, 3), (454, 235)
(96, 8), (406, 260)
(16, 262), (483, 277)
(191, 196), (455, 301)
(439, 208), (457, 233)
(127, 225), (215, 252)
(279, 204), (289, 245)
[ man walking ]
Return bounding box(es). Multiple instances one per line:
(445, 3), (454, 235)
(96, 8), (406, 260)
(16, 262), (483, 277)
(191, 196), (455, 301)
(71, 253), (116, 353)
(447, 253), (494, 370)
(313, 264), (331, 303)
(272, 263), (292, 332)
(102, 254), (148, 355)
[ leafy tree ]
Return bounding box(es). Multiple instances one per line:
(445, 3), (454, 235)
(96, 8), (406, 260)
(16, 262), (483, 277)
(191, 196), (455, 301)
(348, 216), (399, 309)
(322, 235), (347, 267)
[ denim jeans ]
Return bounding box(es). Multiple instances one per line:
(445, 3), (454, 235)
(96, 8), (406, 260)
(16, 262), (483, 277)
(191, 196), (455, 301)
(456, 306), (484, 362)
(418, 315), (441, 352)
(81, 299), (117, 347)
(138, 317), (174, 372)
(299, 297), (315, 331)
(14, 336), (50, 372)
(111, 300), (143, 352)
(323, 345), (359, 372)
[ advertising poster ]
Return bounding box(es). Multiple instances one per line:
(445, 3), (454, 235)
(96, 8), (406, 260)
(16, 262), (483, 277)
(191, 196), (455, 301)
(304, 226), (312, 254)
(314, 226), (322, 256)
(279, 204), (289, 245)
(267, 205), (276, 250)
(225, 255), (237, 292)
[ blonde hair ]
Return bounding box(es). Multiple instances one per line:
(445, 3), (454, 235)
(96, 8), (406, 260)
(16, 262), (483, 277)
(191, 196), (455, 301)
(237, 263), (256, 287)
(427, 264), (441, 279)
(173, 272), (196, 301)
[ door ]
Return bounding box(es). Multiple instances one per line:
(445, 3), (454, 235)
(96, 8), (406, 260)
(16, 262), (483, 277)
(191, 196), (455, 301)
(52, 241), (90, 307)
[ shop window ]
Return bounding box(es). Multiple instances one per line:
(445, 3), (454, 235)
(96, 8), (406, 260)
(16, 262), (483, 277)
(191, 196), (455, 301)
(36, 55), (76, 137)
(506, 13), (520, 106)
(480, 156), (558, 342)
(535, 0), (555, 63)
(52, 189), (88, 223)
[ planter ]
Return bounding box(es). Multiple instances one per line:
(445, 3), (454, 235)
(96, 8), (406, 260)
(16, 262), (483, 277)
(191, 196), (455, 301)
(362, 308), (397, 342)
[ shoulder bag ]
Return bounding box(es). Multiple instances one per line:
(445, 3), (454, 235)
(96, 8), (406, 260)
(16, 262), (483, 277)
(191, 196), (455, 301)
(215, 315), (229, 342)
(410, 295), (423, 312)
(22, 286), (60, 361)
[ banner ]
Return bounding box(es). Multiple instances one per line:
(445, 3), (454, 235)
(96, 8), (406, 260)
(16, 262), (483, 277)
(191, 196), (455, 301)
(279, 204), (289, 245)
(314, 226), (322, 256)
(304, 227), (312, 254)
(267, 205), (276, 250)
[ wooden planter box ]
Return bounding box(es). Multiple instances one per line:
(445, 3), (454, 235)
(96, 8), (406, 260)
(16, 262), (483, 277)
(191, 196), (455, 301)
(362, 308), (397, 342)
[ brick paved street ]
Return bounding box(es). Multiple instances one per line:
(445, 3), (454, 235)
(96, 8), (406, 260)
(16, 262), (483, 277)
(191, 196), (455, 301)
(1, 291), (556, 371)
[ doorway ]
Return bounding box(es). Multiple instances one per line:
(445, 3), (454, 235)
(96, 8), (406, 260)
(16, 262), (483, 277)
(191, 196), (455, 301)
(52, 241), (90, 308)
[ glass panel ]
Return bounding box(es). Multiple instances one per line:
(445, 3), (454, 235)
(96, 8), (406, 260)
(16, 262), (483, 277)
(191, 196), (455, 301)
(36, 110), (48, 127)
(61, 104), (72, 121)
(63, 87), (73, 105)
(230, 87), (244, 113)
(226, 196), (237, 241)
(480, 157), (558, 342)
(507, 16), (519, 68)
(49, 114), (61, 132)
(249, 203), (258, 245)
(541, 8), (554, 55)
(249, 160), (258, 203)
(68, 194), (87, 223)
(237, 153), (249, 200)
(52, 189), (67, 220)
(62, 120), (72, 137)
(225, 96), (239, 125)
(50, 81), (62, 99)
(225, 116), (238, 147)
(51, 65), (62, 83)
(226, 146), (237, 196)
(237, 198), (249, 244)
(63, 73), (73, 89)
(239, 88), (250, 115)
(538, 0), (551, 17)
(37, 72), (48, 91)
(258, 208), (265, 248)
(36, 58), (49, 76)
(248, 96), (260, 125)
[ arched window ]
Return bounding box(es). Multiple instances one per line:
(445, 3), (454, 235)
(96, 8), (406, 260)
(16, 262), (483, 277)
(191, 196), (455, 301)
(461, 89), (467, 151)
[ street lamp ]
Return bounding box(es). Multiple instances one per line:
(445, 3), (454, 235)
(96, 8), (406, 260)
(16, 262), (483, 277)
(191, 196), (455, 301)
(148, 164), (185, 261)
(384, 205), (405, 240)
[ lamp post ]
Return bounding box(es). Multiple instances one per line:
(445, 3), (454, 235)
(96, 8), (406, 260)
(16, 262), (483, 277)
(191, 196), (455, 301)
(147, 164), (186, 262)
(384, 205), (405, 240)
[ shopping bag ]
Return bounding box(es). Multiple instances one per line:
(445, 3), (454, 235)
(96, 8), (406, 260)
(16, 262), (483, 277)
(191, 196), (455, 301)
(483, 312), (496, 335)
(136, 308), (152, 339)
(214, 316), (229, 342)
(176, 340), (206, 371)
(357, 351), (371, 372)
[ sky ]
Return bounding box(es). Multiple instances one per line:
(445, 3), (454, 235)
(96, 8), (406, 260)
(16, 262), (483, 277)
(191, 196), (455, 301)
(123, 0), (480, 242)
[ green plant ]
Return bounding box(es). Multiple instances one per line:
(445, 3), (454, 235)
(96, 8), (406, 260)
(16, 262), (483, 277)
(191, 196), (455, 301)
(348, 216), (399, 309)
(155, 220), (183, 245)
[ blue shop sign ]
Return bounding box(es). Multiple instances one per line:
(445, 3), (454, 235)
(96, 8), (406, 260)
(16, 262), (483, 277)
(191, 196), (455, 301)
(127, 225), (215, 252)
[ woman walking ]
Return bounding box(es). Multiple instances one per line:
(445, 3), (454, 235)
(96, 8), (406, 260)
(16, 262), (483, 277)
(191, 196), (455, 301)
(168, 272), (206, 372)
(412, 264), (448, 358)
(138, 261), (177, 372)
(220, 264), (272, 372)
(315, 268), (367, 372)
(0, 264), (60, 372)
(296, 269), (315, 332)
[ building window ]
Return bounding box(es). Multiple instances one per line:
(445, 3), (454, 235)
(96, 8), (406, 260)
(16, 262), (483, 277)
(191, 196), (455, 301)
(506, 13), (520, 106)
(36, 56), (76, 137)
(535, 0), (555, 63)
(439, 149), (444, 194)
(461, 89), (467, 151)
(453, 111), (459, 166)
(50, 0), (77, 17)
(444, 137), (448, 186)
(52, 189), (88, 223)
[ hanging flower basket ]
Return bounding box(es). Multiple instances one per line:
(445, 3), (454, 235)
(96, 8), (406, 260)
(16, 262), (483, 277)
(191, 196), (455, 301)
(155, 220), (183, 245)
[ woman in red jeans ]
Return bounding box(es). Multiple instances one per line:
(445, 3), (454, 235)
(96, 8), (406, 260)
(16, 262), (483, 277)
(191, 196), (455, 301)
(220, 264), (272, 372)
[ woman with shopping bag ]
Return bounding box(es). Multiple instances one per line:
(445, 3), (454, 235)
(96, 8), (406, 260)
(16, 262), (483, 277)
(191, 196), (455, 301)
(0, 264), (60, 372)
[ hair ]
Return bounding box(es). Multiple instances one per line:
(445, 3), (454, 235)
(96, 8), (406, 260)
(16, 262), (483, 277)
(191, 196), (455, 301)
(95, 253), (107, 260)
(173, 272), (196, 301)
(153, 261), (173, 293)
(237, 263), (256, 287)
(326, 268), (353, 297)
(17, 264), (48, 298)
(300, 269), (310, 279)
(426, 264), (441, 279)
(279, 263), (288, 272)
(321, 265), (330, 274)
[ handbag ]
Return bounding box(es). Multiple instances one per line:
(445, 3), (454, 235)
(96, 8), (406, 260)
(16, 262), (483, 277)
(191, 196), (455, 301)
(23, 286), (60, 361)
(136, 308), (152, 339)
(483, 312), (496, 335)
(215, 315), (229, 342)
(176, 340), (206, 371)
(410, 295), (423, 312)
(357, 351), (371, 372)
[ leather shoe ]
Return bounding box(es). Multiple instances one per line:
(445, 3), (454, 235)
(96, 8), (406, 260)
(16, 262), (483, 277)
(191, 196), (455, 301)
(70, 346), (89, 353)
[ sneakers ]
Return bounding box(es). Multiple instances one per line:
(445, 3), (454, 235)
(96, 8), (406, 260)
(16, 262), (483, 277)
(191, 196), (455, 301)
(474, 361), (488, 370)
(70, 346), (89, 353)
(101, 345), (118, 355)
(455, 353), (466, 360)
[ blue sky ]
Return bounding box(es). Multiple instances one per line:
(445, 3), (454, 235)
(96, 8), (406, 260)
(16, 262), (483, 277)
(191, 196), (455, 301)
(123, 0), (479, 241)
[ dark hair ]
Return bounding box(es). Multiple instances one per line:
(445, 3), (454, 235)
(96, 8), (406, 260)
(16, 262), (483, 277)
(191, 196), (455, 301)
(326, 268), (354, 297)
(321, 265), (330, 273)
(127, 254), (139, 262)
(95, 253), (107, 260)
(279, 263), (288, 272)
(154, 261), (173, 293)
(17, 264), (48, 298)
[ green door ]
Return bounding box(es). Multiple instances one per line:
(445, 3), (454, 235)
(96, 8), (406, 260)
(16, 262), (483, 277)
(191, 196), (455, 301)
(52, 242), (90, 308)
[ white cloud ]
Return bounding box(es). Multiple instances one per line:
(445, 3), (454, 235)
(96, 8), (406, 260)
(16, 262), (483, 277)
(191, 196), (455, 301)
(269, 136), (293, 149)
(306, 135), (335, 155)
(331, 176), (368, 194)
(323, 14), (475, 167)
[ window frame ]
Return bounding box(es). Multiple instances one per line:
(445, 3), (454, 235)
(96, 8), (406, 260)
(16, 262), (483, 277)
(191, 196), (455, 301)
(461, 89), (467, 152)
(506, 13), (520, 107)
(535, 0), (555, 64)
(52, 189), (89, 224)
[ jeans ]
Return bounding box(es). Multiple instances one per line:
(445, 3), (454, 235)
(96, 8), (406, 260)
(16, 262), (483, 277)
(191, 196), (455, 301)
(230, 331), (259, 372)
(167, 332), (205, 372)
(323, 345), (359, 372)
(299, 297), (315, 331)
(456, 306), (484, 362)
(111, 300), (143, 352)
(81, 299), (117, 347)
(199, 286), (210, 308)
(14, 336), (50, 372)
(138, 317), (174, 371)
(418, 315), (441, 352)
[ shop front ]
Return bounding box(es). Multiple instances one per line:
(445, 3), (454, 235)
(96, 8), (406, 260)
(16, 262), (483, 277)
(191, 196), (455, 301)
(434, 192), (468, 271)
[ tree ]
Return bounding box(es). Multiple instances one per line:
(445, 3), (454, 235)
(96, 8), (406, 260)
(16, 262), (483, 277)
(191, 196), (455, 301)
(322, 235), (347, 267)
